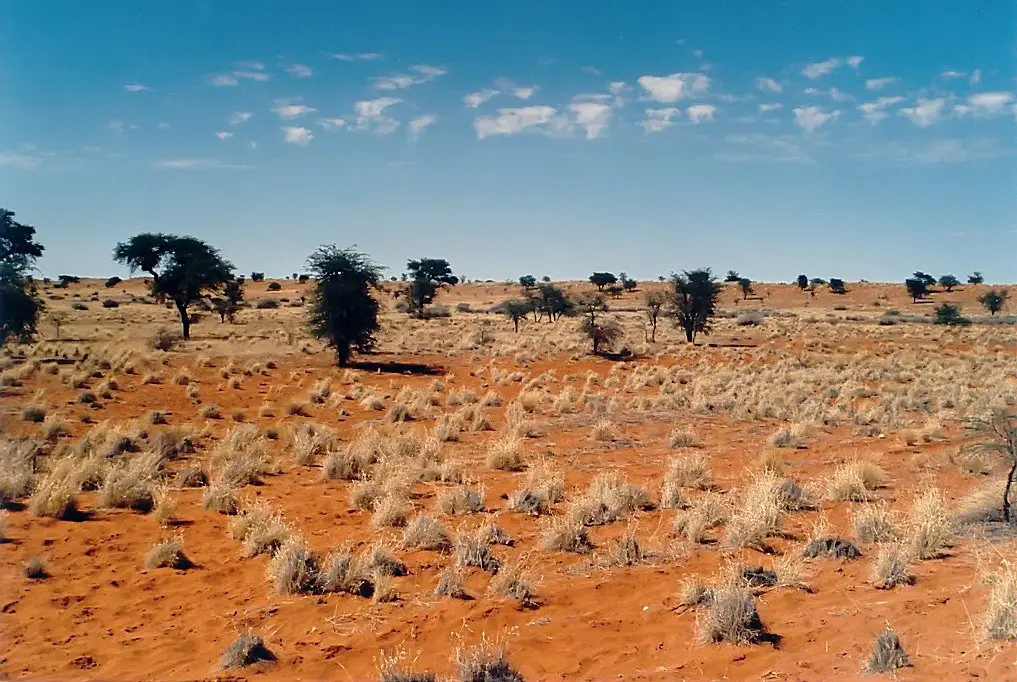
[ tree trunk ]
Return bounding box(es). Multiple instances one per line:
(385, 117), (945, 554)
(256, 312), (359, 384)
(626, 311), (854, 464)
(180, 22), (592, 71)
(1003, 458), (1016, 523)
(337, 343), (350, 367)
(513, 318), (519, 333)
(650, 320), (657, 343)
(684, 325), (694, 343)
(175, 301), (191, 340)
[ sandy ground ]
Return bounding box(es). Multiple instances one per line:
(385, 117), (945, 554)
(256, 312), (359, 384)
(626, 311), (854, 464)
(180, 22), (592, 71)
(1, 278), (1015, 681)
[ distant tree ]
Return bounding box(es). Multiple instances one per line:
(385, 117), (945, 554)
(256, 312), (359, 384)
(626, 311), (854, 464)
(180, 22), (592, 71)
(657, 275), (666, 282)
(501, 299), (531, 333)
(933, 303), (970, 326)
(978, 289), (1009, 315)
(938, 274), (960, 292)
(961, 412), (1017, 523)
(913, 271), (936, 287)
(298, 274), (310, 284)
(968, 272), (984, 285)
(250, 272), (265, 282)
(49, 311), (68, 339)
(267, 281), (281, 292)
(518, 274), (537, 289)
(606, 284), (624, 299)
(619, 272), (638, 292)
(105, 276), (122, 288)
(668, 268), (722, 343)
(644, 290), (666, 342)
(828, 278), (847, 294)
(291, 273), (298, 280)
(738, 278), (754, 300)
(0, 208), (45, 346)
(540, 275), (551, 283)
(724, 270), (741, 283)
(213, 277), (245, 323)
(576, 294), (622, 355)
(905, 278), (927, 303)
(796, 274), (809, 290)
(306, 245), (382, 366)
(589, 272), (617, 291)
(407, 258), (457, 317)
(58, 275), (80, 285)
(531, 283), (573, 322)
(112, 233), (233, 340)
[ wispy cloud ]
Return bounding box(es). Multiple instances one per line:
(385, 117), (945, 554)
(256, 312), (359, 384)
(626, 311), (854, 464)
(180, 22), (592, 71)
(582, 65), (603, 76)
(154, 158), (251, 170)
(329, 52), (383, 61)
(687, 104), (716, 123)
(282, 126), (313, 146)
(899, 98), (946, 127)
(208, 68), (270, 87)
(716, 133), (812, 163)
(805, 87), (855, 103)
(962, 91), (1016, 116)
(969, 69), (981, 85)
(409, 115), (437, 139)
(464, 89), (499, 108)
(857, 96), (905, 123)
(865, 77), (898, 91)
(608, 81), (628, 107)
(940, 69), (967, 80)
(801, 56), (861, 79)
(512, 86), (536, 100)
(107, 119), (125, 133)
(793, 106), (839, 132)
(286, 64), (313, 78)
(374, 64), (447, 90)
(0, 151), (43, 169)
(317, 118), (348, 130)
(228, 111), (254, 126)
(273, 103), (317, 119)
(354, 97), (401, 133)
(754, 77), (781, 93)
(758, 103), (783, 114)
(124, 83), (150, 92)
(639, 107), (680, 134)
(637, 73), (709, 103)
(215, 131), (233, 141)
(474, 106), (569, 140)
(569, 101), (612, 139)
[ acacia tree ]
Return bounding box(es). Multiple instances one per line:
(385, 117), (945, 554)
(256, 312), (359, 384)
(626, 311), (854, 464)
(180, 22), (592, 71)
(406, 258), (457, 317)
(796, 274), (809, 290)
(962, 412), (1017, 523)
(576, 294), (621, 354)
(500, 299), (531, 333)
(978, 289), (1009, 315)
(113, 233), (233, 340)
(905, 278), (927, 303)
(938, 274), (959, 292)
(0, 208), (45, 345)
(968, 272), (984, 285)
(644, 290), (666, 342)
(306, 246), (382, 366)
(589, 272), (617, 291)
(518, 275), (537, 290)
(738, 278), (754, 300)
(668, 268), (722, 343)
(213, 277), (245, 323)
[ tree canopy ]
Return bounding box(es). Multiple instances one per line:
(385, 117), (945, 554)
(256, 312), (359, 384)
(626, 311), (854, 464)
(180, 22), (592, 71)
(938, 274), (959, 292)
(968, 272), (984, 285)
(978, 289), (1008, 315)
(668, 268), (722, 343)
(0, 208), (45, 345)
(306, 246), (382, 366)
(113, 233), (233, 339)
(905, 278), (927, 303)
(406, 257), (457, 317)
(589, 272), (617, 291)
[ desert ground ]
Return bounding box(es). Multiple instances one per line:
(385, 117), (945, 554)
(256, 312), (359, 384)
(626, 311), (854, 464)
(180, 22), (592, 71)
(1, 276), (1015, 681)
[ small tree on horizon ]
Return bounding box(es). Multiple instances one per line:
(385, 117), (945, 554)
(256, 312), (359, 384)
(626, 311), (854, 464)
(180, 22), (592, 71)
(0, 208), (45, 346)
(407, 258), (457, 317)
(577, 294), (622, 355)
(306, 246), (382, 366)
(518, 274), (537, 290)
(905, 278), (927, 303)
(913, 271), (936, 288)
(668, 268), (722, 343)
(724, 270), (741, 283)
(589, 272), (617, 291)
(828, 278), (847, 294)
(738, 278), (754, 300)
(978, 289), (1008, 315)
(644, 290), (666, 342)
(530, 283), (573, 322)
(938, 274), (960, 292)
(968, 271), (984, 285)
(112, 233), (233, 340)
(620, 272), (638, 291)
(796, 274), (809, 290)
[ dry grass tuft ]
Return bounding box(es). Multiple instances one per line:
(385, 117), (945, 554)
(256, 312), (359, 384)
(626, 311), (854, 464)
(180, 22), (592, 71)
(220, 632), (276, 669)
(662, 452), (711, 491)
(904, 487), (953, 560)
(725, 471), (785, 550)
(145, 534), (191, 569)
(802, 537), (861, 560)
(438, 485), (485, 516)
(591, 420), (618, 442)
(852, 502), (900, 544)
(402, 515), (451, 551)
(434, 566), (469, 599)
(24, 555), (49, 579)
(267, 536), (319, 594)
(371, 495), (411, 528)
(569, 473), (653, 527)
(486, 435), (526, 471)
(317, 550), (373, 596)
(826, 460), (885, 501)
(454, 642), (524, 682)
(696, 583), (769, 644)
(488, 560), (537, 605)
(605, 530), (649, 566)
(870, 543), (915, 589)
(454, 532), (501, 572)
(982, 559), (1017, 640)
(674, 492), (729, 543)
(864, 628), (910, 673)
(668, 426), (698, 449)
(541, 517), (594, 554)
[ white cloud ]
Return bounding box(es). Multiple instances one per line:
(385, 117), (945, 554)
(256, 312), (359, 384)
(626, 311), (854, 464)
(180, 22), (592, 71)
(209, 74), (238, 87)
(409, 115), (437, 139)
(717, 133), (812, 163)
(802, 58), (841, 79)
(512, 87), (536, 100)
(693, 49), (704, 58)
(792, 106), (839, 132)
(969, 69), (981, 85)
(857, 96), (905, 123)
(273, 104), (317, 119)
(107, 119), (124, 133)
(282, 126), (313, 146)
(233, 70), (270, 82)
(228, 111), (254, 126)
(865, 77), (898, 90)
(608, 81), (628, 107)
(236, 61), (265, 71)
(805, 87), (855, 103)
(637, 73), (709, 103)
(318, 118), (347, 130)
(464, 89), (499, 108)
(154, 158), (251, 170)
(124, 83), (149, 92)
(967, 91), (1015, 116)
(329, 52), (383, 61)
(846, 56), (864, 69)
(355, 97), (401, 133)
(754, 77), (781, 93)
(286, 64), (313, 78)
(758, 103), (783, 114)
(582, 65), (603, 76)
(686, 104), (716, 123)
(940, 70), (967, 80)
(569, 101), (612, 139)
(0, 151), (42, 169)
(639, 107), (680, 134)
(474, 106), (568, 140)
(899, 98), (946, 127)
(216, 131), (233, 141)
(209, 69), (270, 86)
(374, 64), (446, 90)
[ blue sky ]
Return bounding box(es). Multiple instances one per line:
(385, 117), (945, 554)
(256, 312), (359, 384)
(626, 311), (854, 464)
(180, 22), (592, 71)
(3, 1), (1015, 282)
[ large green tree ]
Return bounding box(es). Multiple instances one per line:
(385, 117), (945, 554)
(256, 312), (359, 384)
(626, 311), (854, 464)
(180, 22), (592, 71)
(113, 233), (233, 339)
(306, 246), (382, 366)
(406, 258), (457, 317)
(668, 268), (722, 343)
(1, 209), (45, 345)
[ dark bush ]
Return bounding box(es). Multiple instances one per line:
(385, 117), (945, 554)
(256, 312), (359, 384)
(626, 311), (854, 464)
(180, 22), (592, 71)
(267, 282), (281, 291)
(102, 299), (119, 308)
